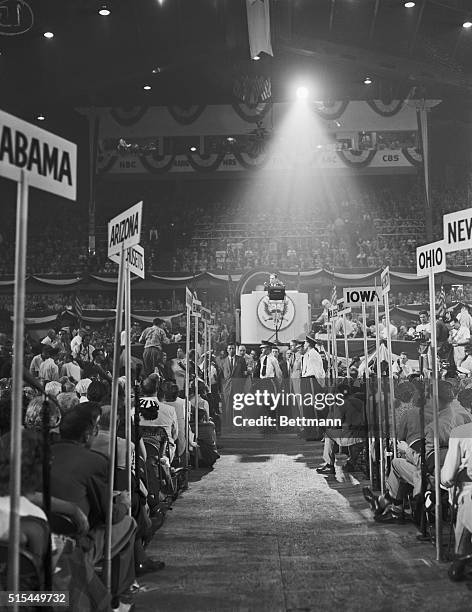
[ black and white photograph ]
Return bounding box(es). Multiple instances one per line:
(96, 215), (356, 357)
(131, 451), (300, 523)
(2, 1), (472, 610)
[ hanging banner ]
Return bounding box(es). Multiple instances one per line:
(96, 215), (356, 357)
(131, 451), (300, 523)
(0, 108), (77, 200)
(107, 201), (142, 257)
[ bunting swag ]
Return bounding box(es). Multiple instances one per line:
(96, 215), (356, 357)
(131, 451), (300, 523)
(13, 310), (185, 327)
(167, 105), (206, 125)
(313, 100), (349, 120)
(5, 268), (472, 294)
(231, 101), (272, 123)
(109, 106), (150, 126)
(366, 99), (405, 117)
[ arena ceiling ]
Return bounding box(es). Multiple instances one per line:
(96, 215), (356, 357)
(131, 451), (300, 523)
(2, 0), (472, 119)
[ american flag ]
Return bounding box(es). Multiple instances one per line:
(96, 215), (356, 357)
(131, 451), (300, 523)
(330, 284), (337, 308)
(74, 293), (83, 324)
(437, 285), (446, 317)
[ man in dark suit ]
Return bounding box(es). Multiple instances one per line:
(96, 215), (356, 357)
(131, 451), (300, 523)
(50, 403), (137, 609)
(220, 343), (247, 428)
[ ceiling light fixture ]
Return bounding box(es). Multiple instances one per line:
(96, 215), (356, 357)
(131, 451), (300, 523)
(43, 31), (54, 39)
(463, 21), (472, 28)
(143, 84), (151, 90)
(364, 76), (372, 84)
(404, 2), (415, 8)
(37, 114), (45, 121)
(253, 55), (260, 61)
(98, 4), (111, 16)
(190, 146), (197, 152)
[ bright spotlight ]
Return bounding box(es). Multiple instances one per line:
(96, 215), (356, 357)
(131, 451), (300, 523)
(296, 86), (309, 100)
(404, 1), (415, 7)
(364, 76), (372, 85)
(43, 31), (54, 39)
(189, 146), (197, 152)
(463, 21), (472, 29)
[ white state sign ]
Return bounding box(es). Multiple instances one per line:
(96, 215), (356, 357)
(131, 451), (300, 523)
(108, 201), (143, 257)
(0, 108), (77, 200)
(443, 208), (472, 253)
(343, 287), (382, 305)
(109, 244), (145, 279)
(416, 240), (446, 277)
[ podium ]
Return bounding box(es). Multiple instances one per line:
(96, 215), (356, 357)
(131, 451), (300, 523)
(240, 290), (311, 345)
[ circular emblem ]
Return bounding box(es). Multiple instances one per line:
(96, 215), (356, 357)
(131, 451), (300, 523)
(257, 295), (295, 331)
(0, 0), (34, 36)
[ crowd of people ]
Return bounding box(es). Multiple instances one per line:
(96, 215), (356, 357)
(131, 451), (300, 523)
(0, 317), (227, 610)
(2, 180), (472, 277)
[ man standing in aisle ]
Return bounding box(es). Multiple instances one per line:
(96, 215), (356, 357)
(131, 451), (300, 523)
(301, 334), (325, 441)
(288, 339), (304, 425)
(221, 343), (247, 428)
(139, 317), (181, 377)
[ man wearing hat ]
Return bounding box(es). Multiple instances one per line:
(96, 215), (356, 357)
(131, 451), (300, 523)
(139, 317), (180, 377)
(301, 335), (325, 441)
(252, 341), (282, 424)
(288, 339), (304, 423)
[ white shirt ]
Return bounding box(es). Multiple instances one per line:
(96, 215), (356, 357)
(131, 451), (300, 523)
(259, 353), (282, 380)
(457, 310), (472, 333)
(381, 323), (398, 340)
(460, 355), (472, 373)
(0, 496), (47, 540)
(166, 398), (186, 456)
(452, 326), (471, 347)
(416, 322), (431, 336)
(70, 334), (82, 358)
(170, 358), (186, 391)
(392, 360), (413, 378)
(301, 348), (325, 383)
(155, 401), (179, 445)
(38, 358), (59, 383)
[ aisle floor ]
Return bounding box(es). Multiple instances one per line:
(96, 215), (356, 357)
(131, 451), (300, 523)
(135, 433), (472, 612)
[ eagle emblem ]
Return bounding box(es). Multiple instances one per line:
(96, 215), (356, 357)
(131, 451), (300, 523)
(257, 295), (295, 331)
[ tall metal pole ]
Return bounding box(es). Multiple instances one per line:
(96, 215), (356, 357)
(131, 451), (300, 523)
(429, 269), (442, 561)
(125, 265), (132, 514)
(183, 300), (191, 488)
(104, 244), (126, 591)
(362, 302), (374, 488)
(374, 292), (385, 494)
(383, 289), (397, 458)
(342, 311), (349, 373)
(194, 315), (199, 469)
(8, 172), (28, 607)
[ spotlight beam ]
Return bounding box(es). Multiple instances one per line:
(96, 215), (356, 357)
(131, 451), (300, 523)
(408, 0), (426, 56)
(369, 0), (381, 41)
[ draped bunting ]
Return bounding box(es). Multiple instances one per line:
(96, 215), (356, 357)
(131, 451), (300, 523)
(2, 268), (472, 291)
(12, 309), (185, 327)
